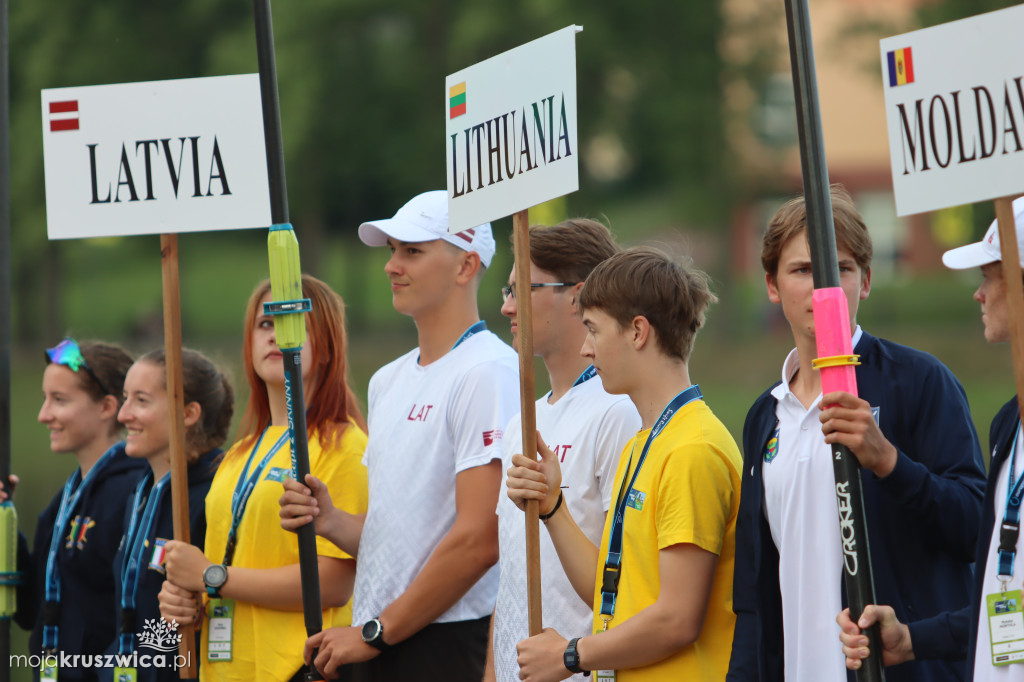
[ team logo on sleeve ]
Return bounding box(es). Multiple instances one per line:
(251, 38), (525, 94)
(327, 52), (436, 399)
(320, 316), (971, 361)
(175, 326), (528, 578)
(763, 427), (780, 464)
(482, 429), (503, 446)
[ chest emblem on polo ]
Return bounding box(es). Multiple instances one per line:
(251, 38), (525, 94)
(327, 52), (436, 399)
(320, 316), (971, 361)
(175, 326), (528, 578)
(763, 426), (781, 464)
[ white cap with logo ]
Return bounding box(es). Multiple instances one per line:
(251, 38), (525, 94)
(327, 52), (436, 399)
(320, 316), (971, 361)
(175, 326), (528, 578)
(358, 190), (495, 268)
(942, 197), (1024, 270)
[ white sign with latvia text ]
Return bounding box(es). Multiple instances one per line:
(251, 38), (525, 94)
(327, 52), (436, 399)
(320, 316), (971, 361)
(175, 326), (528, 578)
(42, 74), (271, 239)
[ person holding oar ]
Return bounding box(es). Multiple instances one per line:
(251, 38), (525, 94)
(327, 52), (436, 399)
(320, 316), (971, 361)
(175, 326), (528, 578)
(730, 186), (985, 682)
(280, 191), (518, 681)
(159, 275), (368, 682)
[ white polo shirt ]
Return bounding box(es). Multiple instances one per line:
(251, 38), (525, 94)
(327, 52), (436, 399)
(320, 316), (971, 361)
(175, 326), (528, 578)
(353, 329), (519, 625)
(974, 425), (1024, 681)
(491, 372), (640, 682)
(762, 327), (862, 682)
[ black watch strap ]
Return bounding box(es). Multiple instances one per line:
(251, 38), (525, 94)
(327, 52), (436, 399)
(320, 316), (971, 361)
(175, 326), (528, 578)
(564, 637), (589, 675)
(361, 617), (391, 652)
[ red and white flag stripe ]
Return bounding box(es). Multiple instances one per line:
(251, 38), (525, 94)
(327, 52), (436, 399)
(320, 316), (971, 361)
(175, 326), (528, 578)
(49, 100), (79, 132)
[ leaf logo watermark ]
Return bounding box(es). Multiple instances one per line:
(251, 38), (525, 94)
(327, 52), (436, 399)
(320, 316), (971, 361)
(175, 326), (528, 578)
(138, 618), (183, 653)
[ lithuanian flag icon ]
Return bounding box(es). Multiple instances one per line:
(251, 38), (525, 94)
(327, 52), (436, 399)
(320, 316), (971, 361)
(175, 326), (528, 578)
(887, 47), (915, 87)
(450, 82), (467, 119)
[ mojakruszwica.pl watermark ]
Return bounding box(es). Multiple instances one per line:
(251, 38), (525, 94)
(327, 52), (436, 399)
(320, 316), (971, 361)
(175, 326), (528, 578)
(10, 617), (191, 673)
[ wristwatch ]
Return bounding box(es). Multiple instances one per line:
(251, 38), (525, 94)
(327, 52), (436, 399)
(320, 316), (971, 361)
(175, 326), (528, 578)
(361, 617), (391, 652)
(564, 637), (589, 675)
(202, 564), (229, 598)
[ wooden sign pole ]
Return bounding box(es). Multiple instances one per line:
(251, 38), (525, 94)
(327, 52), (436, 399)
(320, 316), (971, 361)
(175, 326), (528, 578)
(160, 234), (197, 678)
(511, 209), (543, 636)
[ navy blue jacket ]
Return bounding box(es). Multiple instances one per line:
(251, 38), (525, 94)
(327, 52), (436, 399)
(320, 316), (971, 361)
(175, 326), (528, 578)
(15, 443), (147, 682)
(98, 448), (220, 682)
(727, 332), (986, 682)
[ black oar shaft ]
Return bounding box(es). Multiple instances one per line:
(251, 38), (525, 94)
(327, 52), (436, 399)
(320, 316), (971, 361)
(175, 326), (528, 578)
(783, 0), (885, 680)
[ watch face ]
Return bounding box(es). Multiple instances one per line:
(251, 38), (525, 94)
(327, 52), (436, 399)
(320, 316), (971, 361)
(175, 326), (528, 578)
(204, 564), (227, 588)
(361, 619), (381, 643)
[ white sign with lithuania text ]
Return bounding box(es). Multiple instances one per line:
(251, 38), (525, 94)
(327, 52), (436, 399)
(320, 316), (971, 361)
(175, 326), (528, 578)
(445, 25), (581, 233)
(42, 74), (271, 239)
(881, 4), (1024, 216)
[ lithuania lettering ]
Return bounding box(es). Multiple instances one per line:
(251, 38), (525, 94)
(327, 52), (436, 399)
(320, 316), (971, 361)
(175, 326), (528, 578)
(449, 92), (572, 196)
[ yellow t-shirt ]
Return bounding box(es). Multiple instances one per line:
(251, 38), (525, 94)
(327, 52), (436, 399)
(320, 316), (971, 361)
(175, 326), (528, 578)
(591, 399), (741, 681)
(200, 424), (368, 682)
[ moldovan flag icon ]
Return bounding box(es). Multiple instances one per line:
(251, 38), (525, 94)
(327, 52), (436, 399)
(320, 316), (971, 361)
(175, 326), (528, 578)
(449, 82), (466, 119)
(887, 47), (915, 87)
(48, 100), (80, 131)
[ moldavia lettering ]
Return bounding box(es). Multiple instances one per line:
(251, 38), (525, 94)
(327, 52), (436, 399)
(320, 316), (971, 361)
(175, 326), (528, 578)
(449, 92), (573, 197)
(896, 77), (1024, 174)
(88, 136), (232, 204)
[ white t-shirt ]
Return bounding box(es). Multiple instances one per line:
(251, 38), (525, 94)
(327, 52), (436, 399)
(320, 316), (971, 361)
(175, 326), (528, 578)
(762, 327), (863, 682)
(974, 425), (1024, 681)
(352, 329), (519, 625)
(492, 372), (640, 682)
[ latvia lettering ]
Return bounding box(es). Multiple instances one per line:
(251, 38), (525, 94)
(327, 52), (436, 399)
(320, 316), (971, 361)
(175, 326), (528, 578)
(88, 135), (232, 204)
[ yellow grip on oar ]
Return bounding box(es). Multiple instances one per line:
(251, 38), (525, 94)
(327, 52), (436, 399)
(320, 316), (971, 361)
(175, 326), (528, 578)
(0, 500), (18, 618)
(267, 224), (306, 351)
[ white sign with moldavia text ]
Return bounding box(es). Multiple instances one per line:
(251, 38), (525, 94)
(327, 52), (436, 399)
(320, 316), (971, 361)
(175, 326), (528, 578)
(42, 74), (271, 239)
(446, 25), (581, 233)
(881, 4), (1024, 216)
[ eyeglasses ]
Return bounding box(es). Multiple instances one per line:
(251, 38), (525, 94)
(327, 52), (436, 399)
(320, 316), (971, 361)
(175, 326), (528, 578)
(501, 283), (578, 301)
(45, 338), (113, 396)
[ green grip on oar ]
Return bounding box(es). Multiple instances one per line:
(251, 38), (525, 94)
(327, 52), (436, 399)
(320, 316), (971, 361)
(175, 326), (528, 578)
(267, 224), (306, 351)
(0, 500), (18, 618)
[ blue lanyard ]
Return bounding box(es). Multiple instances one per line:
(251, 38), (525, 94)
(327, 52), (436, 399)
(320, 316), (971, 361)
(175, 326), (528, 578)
(43, 443), (122, 651)
(599, 384), (703, 623)
(223, 428), (289, 565)
(418, 321), (487, 364)
(573, 364), (598, 388)
(118, 471), (171, 654)
(452, 320), (486, 350)
(998, 421), (1024, 580)
(546, 365), (598, 400)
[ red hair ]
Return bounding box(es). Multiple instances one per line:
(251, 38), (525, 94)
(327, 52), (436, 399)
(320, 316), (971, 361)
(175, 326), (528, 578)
(236, 275), (367, 450)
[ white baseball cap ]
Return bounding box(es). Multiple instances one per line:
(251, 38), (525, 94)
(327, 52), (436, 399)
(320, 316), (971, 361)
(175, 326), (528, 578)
(942, 197), (1024, 270)
(358, 190), (495, 268)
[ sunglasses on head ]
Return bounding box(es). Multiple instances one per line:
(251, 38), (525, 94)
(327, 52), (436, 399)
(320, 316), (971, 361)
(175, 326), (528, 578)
(45, 338), (113, 397)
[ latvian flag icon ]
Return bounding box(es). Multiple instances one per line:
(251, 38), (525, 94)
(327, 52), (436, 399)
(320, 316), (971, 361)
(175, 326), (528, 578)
(887, 47), (915, 87)
(49, 100), (80, 132)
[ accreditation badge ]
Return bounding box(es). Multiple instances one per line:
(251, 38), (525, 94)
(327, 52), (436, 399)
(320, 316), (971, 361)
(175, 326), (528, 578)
(594, 671), (616, 681)
(207, 597), (235, 661)
(987, 590), (1024, 665)
(114, 667), (138, 682)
